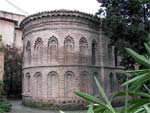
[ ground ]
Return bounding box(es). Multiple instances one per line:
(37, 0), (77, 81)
(9, 100), (85, 113)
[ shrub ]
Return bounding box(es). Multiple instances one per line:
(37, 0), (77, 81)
(0, 81), (11, 113)
(0, 98), (11, 113)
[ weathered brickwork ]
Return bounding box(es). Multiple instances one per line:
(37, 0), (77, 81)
(21, 10), (123, 109)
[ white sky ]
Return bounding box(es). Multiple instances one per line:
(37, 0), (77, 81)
(0, 0), (100, 15)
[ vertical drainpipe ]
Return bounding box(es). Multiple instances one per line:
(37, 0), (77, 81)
(99, 19), (105, 92)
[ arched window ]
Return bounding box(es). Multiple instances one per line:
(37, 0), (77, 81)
(47, 72), (58, 98)
(47, 36), (58, 63)
(110, 72), (114, 93)
(114, 47), (118, 66)
(64, 36), (74, 63)
(34, 72), (42, 98)
(116, 73), (122, 91)
(93, 72), (98, 96)
(23, 44), (25, 65)
(26, 41), (31, 64)
(92, 40), (97, 65)
(79, 37), (88, 64)
(26, 73), (30, 92)
(64, 71), (74, 97)
(108, 44), (113, 65)
(80, 71), (90, 93)
(34, 38), (43, 64)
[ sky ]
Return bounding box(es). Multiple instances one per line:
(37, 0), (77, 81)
(0, 0), (100, 15)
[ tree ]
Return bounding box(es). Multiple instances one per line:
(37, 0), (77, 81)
(98, 0), (150, 69)
(3, 45), (22, 97)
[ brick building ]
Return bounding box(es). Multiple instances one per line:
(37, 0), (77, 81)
(21, 10), (123, 109)
(0, 11), (25, 79)
(0, 11), (25, 50)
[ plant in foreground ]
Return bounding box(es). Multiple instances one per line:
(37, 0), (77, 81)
(75, 76), (116, 113)
(75, 39), (150, 113)
(0, 98), (11, 113)
(0, 80), (11, 113)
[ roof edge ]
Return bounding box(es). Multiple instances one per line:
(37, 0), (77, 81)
(20, 9), (100, 28)
(0, 10), (26, 17)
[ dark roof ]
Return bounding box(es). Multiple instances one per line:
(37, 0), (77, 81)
(20, 9), (100, 28)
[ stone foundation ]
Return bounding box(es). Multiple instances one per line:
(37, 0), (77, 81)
(22, 96), (87, 110)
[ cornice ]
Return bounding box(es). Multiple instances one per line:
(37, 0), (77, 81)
(22, 65), (124, 70)
(22, 65), (101, 70)
(20, 9), (100, 29)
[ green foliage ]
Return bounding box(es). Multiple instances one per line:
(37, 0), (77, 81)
(113, 43), (150, 112)
(125, 48), (150, 68)
(0, 96), (11, 113)
(98, 0), (150, 68)
(75, 40), (150, 112)
(3, 46), (22, 97)
(0, 98), (11, 113)
(0, 80), (3, 95)
(75, 76), (116, 113)
(122, 43), (150, 112)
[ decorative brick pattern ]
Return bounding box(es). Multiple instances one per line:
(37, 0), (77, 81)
(21, 10), (123, 109)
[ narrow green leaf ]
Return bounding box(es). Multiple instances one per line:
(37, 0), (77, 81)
(128, 99), (149, 112)
(75, 92), (106, 107)
(126, 48), (150, 68)
(128, 75), (150, 91)
(94, 107), (106, 113)
(129, 98), (148, 104)
(126, 69), (150, 74)
(122, 73), (148, 86)
(144, 105), (150, 113)
(111, 91), (150, 103)
(125, 77), (128, 113)
(94, 77), (116, 113)
(144, 43), (150, 56)
(94, 77), (109, 103)
(144, 84), (150, 93)
(130, 92), (150, 98)
(87, 105), (94, 113)
(110, 92), (125, 102)
(134, 107), (144, 113)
